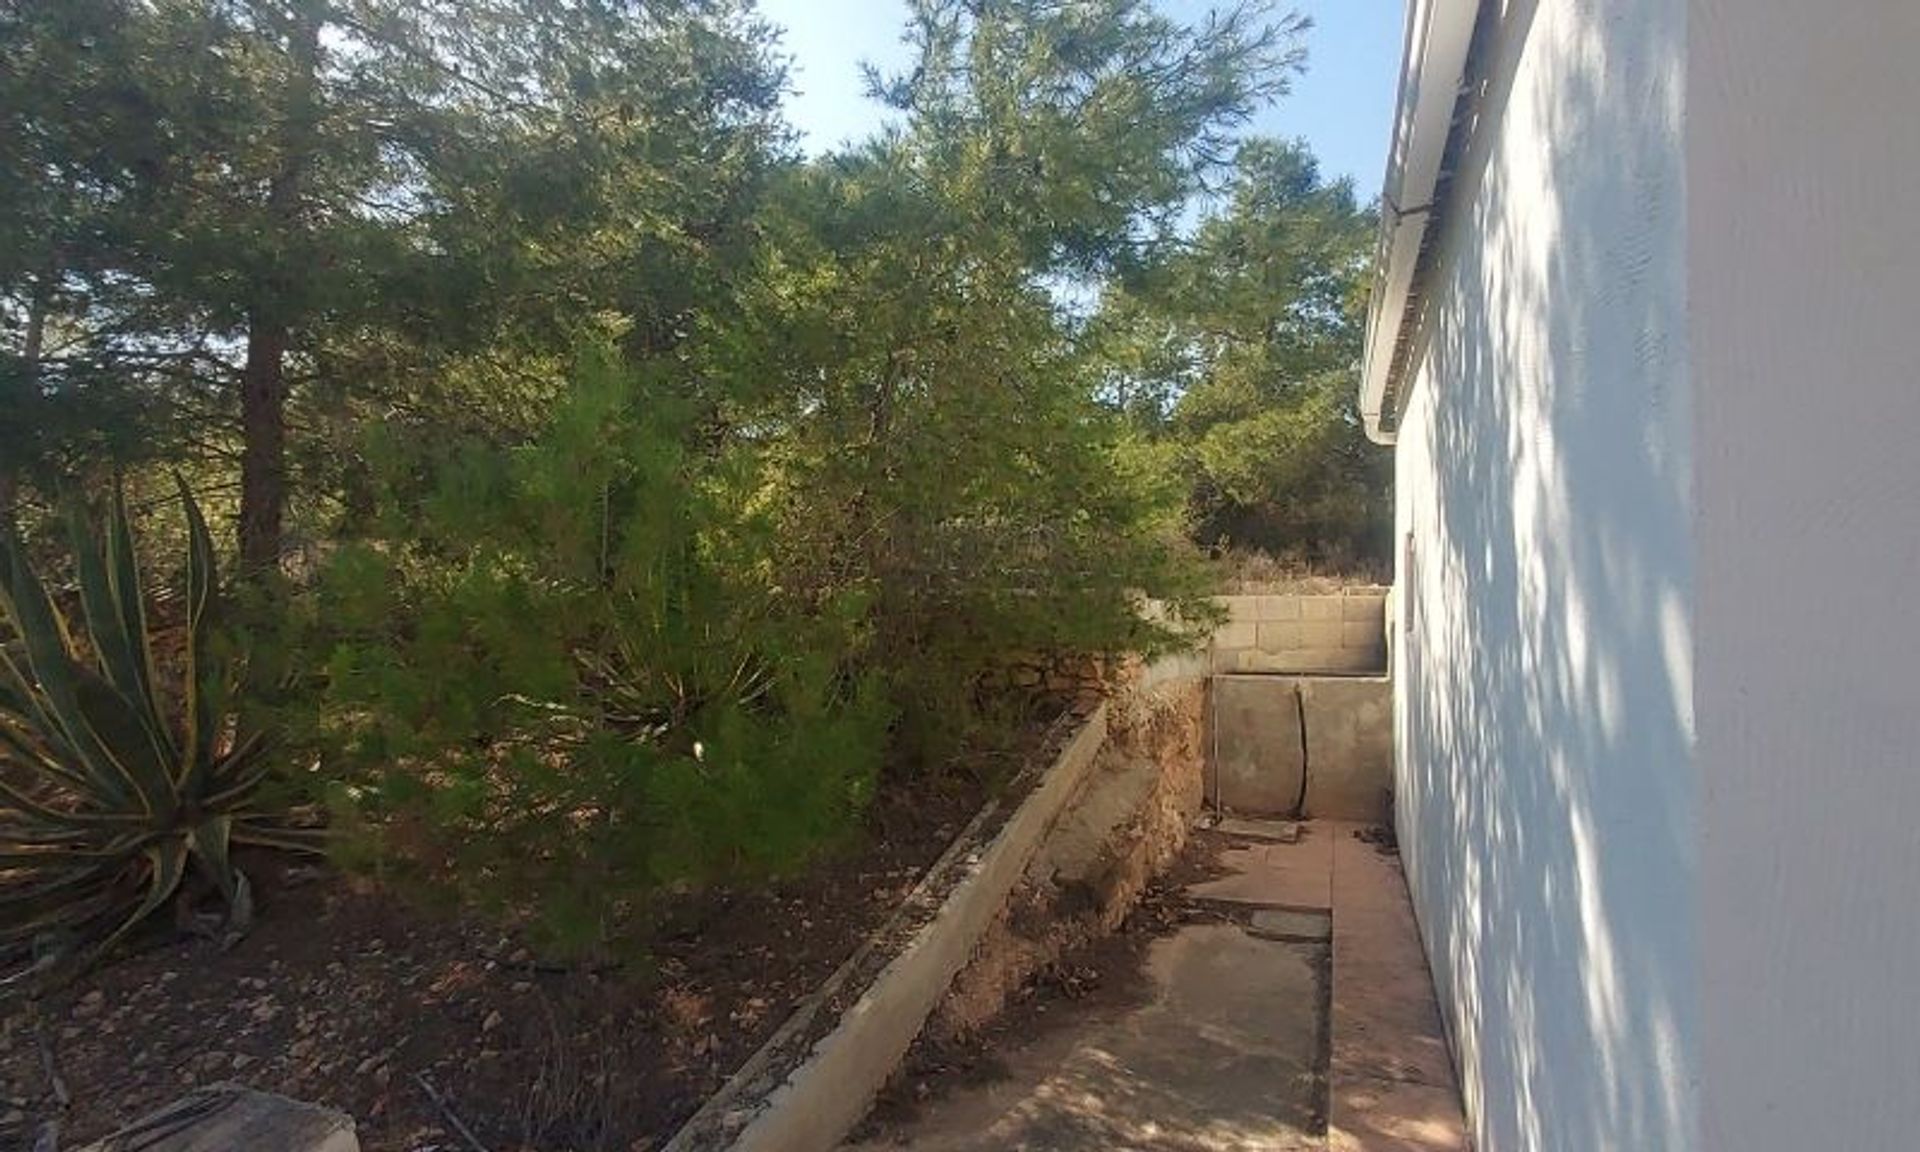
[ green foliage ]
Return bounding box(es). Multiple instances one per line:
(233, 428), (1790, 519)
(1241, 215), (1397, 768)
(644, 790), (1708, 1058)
(0, 480), (311, 991)
(1089, 139), (1390, 566)
(3, 0), (1351, 958)
(302, 352), (890, 952)
(0, 0), (786, 553)
(716, 0), (1286, 761)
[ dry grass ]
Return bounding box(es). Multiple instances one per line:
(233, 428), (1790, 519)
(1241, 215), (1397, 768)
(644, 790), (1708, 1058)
(1207, 548), (1389, 594)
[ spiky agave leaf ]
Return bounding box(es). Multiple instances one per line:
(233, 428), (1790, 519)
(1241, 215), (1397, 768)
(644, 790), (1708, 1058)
(0, 527), (144, 812)
(0, 480), (319, 994)
(176, 473), (221, 798)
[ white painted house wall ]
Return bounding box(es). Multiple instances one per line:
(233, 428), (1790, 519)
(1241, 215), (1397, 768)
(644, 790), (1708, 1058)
(1691, 4), (1920, 1148)
(1387, 0), (1920, 1148)
(1390, 1), (1697, 1149)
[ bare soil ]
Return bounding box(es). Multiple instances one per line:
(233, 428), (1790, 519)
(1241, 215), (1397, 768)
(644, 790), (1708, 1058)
(0, 751), (1062, 1152)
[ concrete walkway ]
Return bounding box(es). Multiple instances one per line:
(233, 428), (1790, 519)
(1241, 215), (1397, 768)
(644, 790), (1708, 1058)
(1199, 821), (1469, 1151)
(852, 820), (1467, 1151)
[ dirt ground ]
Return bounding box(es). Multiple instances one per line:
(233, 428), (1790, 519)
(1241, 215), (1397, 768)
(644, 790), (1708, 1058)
(0, 768), (1015, 1152)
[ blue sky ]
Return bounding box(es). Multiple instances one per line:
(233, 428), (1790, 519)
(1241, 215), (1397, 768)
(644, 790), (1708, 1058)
(757, 0), (1406, 198)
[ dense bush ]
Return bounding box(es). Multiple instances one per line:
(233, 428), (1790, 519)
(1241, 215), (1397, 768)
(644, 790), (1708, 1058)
(299, 352), (891, 949)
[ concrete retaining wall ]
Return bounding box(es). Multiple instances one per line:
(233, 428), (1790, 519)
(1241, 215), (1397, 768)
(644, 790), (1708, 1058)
(937, 671), (1209, 1036)
(1210, 590), (1388, 675)
(669, 708), (1109, 1152)
(1208, 674), (1391, 823)
(670, 653), (1210, 1152)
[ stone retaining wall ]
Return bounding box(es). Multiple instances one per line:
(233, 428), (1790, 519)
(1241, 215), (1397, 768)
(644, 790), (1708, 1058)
(1209, 588), (1388, 675)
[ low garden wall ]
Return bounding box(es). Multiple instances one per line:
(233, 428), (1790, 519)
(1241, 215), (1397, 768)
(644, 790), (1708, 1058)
(1208, 588), (1389, 675)
(664, 653), (1208, 1152)
(1209, 673), (1393, 822)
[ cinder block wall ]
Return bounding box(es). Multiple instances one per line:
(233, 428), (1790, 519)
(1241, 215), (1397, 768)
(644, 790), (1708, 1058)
(1210, 588), (1388, 675)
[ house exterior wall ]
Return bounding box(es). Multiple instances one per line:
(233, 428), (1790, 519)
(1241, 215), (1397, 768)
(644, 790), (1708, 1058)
(1690, 4), (1920, 1148)
(1390, 1), (1697, 1149)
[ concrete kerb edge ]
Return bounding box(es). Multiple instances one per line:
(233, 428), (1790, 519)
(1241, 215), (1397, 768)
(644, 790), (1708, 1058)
(672, 703), (1113, 1152)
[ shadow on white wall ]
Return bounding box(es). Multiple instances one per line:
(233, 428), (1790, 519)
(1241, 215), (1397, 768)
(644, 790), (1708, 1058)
(1394, 1), (1696, 1149)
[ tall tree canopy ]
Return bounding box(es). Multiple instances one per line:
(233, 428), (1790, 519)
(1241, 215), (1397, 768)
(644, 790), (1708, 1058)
(1088, 137), (1388, 565)
(0, 0), (1385, 943)
(1, 0), (783, 562)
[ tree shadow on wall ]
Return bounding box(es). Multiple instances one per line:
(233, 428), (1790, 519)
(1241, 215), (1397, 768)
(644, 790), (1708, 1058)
(1396, 2), (1696, 1149)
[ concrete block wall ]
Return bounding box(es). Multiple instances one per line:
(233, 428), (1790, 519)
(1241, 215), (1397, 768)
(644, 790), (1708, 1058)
(1210, 588), (1389, 675)
(1208, 674), (1393, 822)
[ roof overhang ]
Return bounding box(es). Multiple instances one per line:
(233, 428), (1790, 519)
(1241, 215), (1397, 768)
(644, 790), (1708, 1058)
(1358, 0), (1486, 445)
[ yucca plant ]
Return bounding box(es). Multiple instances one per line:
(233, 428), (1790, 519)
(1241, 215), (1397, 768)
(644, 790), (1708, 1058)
(0, 479), (311, 992)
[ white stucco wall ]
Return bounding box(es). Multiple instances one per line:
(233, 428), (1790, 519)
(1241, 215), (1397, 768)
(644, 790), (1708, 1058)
(1391, 1), (1697, 1149)
(1691, 4), (1920, 1148)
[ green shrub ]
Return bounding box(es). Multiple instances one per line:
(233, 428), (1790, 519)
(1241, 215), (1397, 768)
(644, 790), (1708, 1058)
(0, 480), (311, 992)
(304, 351), (891, 954)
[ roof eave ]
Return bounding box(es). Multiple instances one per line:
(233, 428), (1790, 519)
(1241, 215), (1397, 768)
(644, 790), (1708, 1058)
(1359, 0), (1484, 446)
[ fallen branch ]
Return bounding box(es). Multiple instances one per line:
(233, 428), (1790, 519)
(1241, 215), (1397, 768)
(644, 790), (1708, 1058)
(413, 1073), (492, 1152)
(31, 1005), (70, 1111)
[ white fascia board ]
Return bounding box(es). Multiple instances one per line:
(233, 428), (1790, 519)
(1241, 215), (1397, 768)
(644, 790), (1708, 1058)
(1359, 0), (1482, 445)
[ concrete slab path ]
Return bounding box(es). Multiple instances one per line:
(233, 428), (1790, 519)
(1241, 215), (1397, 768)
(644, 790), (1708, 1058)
(1320, 824), (1468, 1152)
(848, 819), (1469, 1151)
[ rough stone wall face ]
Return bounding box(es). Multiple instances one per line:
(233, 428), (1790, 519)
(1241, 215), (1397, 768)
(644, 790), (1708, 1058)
(933, 669), (1207, 1039)
(1209, 591), (1388, 675)
(978, 651), (1131, 713)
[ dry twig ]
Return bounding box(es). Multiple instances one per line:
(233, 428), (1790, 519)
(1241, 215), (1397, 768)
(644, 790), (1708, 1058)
(413, 1072), (492, 1152)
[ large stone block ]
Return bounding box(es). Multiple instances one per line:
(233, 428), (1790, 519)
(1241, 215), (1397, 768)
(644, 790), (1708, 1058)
(1341, 594), (1388, 622)
(78, 1086), (358, 1152)
(1254, 595), (1303, 621)
(1214, 595), (1261, 621)
(1209, 676), (1392, 822)
(1300, 596), (1344, 622)
(1214, 619), (1258, 650)
(1236, 649), (1383, 675)
(1300, 620), (1345, 650)
(1256, 621), (1303, 652)
(1300, 678), (1393, 822)
(1341, 620), (1386, 652)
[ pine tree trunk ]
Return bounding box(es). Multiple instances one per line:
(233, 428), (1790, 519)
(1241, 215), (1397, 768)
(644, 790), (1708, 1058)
(237, 316), (289, 573)
(3, 260), (53, 531)
(237, 2), (321, 575)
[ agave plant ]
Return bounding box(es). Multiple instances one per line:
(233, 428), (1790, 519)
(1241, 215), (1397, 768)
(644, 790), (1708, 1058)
(0, 480), (309, 990)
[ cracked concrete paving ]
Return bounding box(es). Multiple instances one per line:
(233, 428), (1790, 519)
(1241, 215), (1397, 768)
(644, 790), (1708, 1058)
(847, 821), (1468, 1152)
(846, 830), (1329, 1152)
(847, 922), (1327, 1151)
